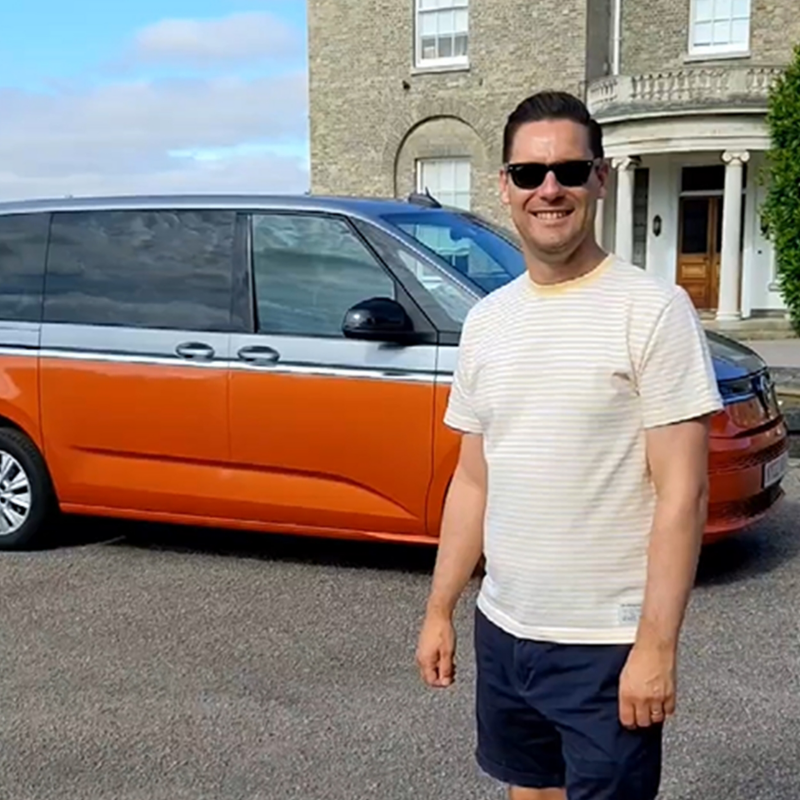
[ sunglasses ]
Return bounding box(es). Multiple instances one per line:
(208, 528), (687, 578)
(505, 160), (597, 190)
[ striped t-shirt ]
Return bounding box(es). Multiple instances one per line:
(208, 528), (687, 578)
(444, 254), (723, 644)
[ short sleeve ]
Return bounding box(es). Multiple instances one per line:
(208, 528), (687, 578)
(636, 288), (724, 429)
(443, 314), (484, 434)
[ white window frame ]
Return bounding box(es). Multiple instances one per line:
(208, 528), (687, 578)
(414, 0), (469, 70)
(415, 158), (471, 211)
(688, 0), (751, 57)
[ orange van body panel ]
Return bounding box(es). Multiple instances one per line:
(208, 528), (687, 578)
(226, 371), (435, 536)
(0, 354), (43, 447)
(11, 355), (785, 548)
(705, 401), (789, 541)
(424, 393), (788, 546)
(427, 383), (461, 535)
(39, 357), (230, 515)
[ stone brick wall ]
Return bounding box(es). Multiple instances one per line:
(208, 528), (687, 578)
(750, 0), (800, 63)
(308, 0), (589, 225)
(622, 0), (800, 75)
(621, 0), (687, 74)
(308, 0), (800, 227)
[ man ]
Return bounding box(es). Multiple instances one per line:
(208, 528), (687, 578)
(415, 90), (723, 800)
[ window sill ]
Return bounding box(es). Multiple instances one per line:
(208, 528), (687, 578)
(411, 60), (470, 76)
(683, 49), (751, 63)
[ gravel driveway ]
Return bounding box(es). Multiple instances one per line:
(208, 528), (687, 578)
(1, 464), (798, 800)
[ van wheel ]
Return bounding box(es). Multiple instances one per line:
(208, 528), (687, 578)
(0, 428), (56, 550)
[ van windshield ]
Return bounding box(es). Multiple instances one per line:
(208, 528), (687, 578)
(378, 209), (526, 294)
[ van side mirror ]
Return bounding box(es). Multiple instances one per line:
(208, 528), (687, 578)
(342, 297), (419, 343)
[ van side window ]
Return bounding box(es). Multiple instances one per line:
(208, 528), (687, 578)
(352, 219), (476, 325)
(251, 213), (395, 337)
(0, 213), (49, 323)
(44, 209), (236, 331)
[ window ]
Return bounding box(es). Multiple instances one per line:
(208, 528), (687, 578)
(632, 168), (649, 269)
(44, 209), (236, 331)
(353, 219), (476, 325)
(251, 213), (395, 338)
(680, 164), (748, 192)
(690, 0), (751, 55)
(0, 213), (48, 323)
(379, 209), (526, 296)
(416, 0), (469, 68)
(416, 158), (471, 210)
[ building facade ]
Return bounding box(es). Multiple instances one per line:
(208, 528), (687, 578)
(308, 0), (800, 320)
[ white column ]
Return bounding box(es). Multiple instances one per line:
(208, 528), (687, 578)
(716, 150), (749, 322)
(595, 197), (605, 248)
(612, 156), (637, 262)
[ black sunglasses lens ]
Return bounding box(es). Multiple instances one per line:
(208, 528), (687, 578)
(508, 161), (594, 189)
(508, 164), (548, 189)
(552, 161), (594, 186)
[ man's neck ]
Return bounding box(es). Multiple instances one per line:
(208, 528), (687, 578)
(524, 240), (608, 287)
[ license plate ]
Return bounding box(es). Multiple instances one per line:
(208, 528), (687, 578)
(763, 450), (790, 488)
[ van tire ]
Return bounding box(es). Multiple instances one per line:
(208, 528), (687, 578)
(0, 428), (56, 550)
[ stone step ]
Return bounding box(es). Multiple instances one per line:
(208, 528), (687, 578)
(720, 330), (799, 341)
(771, 368), (800, 389)
(701, 317), (798, 341)
(782, 401), (800, 456)
(700, 314), (793, 327)
(784, 407), (800, 430)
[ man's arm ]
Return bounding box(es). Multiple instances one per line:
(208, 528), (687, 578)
(416, 433), (486, 687)
(620, 287), (723, 729)
(619, 413), (713, 728)
(426, 433), (487, 617)
(637, 414), (711, 652)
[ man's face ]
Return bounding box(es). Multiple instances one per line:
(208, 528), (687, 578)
(499, 118), (608, 263)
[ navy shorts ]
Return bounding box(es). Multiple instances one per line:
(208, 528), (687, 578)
(474, 607), (663, 799)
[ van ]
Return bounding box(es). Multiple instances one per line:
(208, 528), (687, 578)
(0, 194), (789, 550)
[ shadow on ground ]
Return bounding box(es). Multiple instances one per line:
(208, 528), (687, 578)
(29, 486), (799, 584)
(50, 516), (439, 575)
(695, 500), (800, 588)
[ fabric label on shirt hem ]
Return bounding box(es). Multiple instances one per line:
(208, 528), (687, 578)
(618, 603), (642, 626)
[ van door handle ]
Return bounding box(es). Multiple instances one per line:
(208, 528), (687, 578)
(237, 345), (280, 366)
(176, 342), (215, 360)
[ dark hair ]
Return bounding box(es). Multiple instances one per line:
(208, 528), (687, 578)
(502, 90), (604, 163)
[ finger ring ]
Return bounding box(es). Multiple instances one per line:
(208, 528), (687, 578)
(650, 708), (664, 717)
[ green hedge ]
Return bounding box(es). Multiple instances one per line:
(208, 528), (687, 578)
(761, 43), (800, 334)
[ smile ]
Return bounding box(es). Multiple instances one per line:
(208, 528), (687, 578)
(532, 210), (574, 220)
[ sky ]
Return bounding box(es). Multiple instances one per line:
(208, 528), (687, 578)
(0, 0), (310, 200)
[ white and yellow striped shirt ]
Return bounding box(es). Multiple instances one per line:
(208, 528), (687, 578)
(445, 254), (723, 644)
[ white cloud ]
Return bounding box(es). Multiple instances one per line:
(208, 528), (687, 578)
(130, 12), (303, 67)
(0, 74), (308, 176)
(0, 151), (308, 200)
(0, 13), (310, 202)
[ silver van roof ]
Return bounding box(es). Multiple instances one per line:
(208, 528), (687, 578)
(0, 192), (448, 217)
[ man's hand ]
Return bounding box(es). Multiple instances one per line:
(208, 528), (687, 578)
(618, 643), (677, 729)
(416, 612), (457, 688)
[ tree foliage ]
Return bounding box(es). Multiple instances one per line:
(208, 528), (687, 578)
(761, 43), (800, 333)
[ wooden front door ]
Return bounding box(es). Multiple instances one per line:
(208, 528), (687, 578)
(677, 196), (722, 311)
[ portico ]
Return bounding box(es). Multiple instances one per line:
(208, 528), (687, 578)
(594, 119), (784, 321)
(606, 148), (759, 321)
(587, 64), (788, 322)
